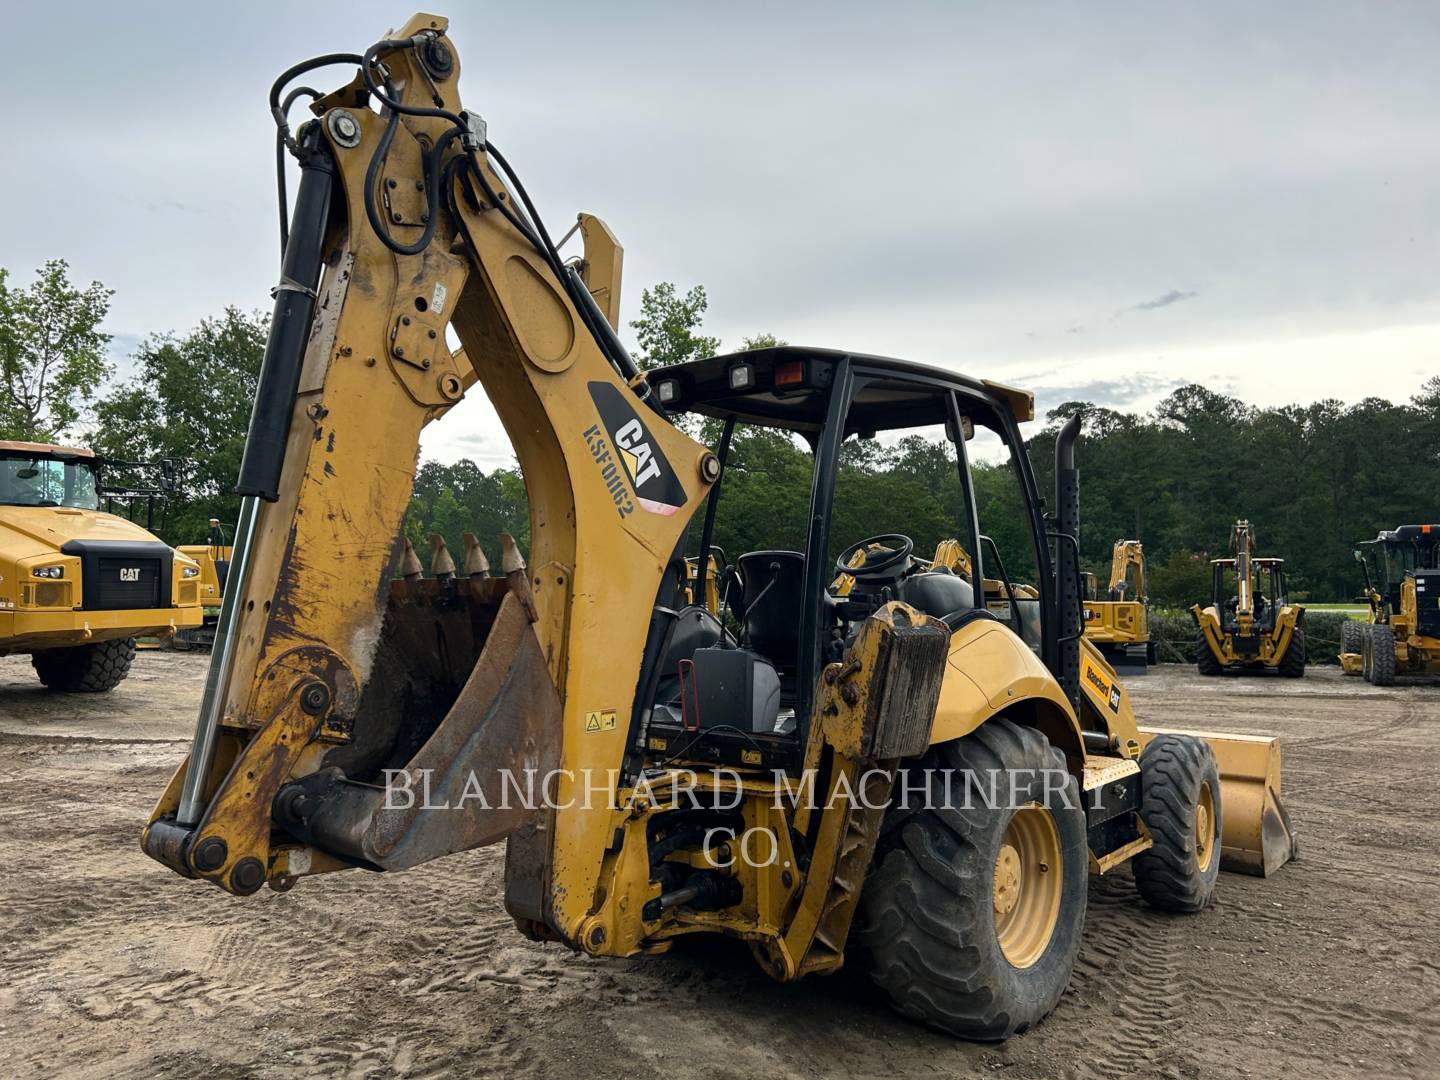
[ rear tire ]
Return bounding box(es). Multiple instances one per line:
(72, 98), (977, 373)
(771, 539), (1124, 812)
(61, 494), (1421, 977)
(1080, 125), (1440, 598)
(1366, 624), (1396, 686)
(32, 637), (136, 692)
(1132, 734), (1222, 913)
(1340, 619), (1363, 656)
(855, 719), (1087, 1041)
(1277, 629), (1306, 678)
(1196, 634), (1222, 676)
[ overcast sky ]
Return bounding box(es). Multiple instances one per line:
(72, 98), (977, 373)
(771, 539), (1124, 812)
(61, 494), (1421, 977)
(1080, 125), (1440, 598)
(7, 2), (1438, 468)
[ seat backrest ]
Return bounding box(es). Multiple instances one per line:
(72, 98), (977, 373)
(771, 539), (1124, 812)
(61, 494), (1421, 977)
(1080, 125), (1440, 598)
(737, 551), (805, 670)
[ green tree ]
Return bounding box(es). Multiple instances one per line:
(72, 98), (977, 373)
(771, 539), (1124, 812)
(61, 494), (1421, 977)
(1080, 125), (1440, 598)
(0, 260), (113, 440)
(91, 308), (266, 542)
(629, 282), (721, 371)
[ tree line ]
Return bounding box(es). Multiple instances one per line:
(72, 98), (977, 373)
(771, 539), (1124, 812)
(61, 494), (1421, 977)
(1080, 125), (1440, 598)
(3, 260), (1436, 606)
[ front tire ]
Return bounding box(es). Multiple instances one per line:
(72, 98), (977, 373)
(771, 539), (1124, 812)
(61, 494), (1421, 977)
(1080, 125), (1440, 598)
(1277, 629), (1306, 678)
(1196, 634), (1222, 676)
(1366, 624), (1396, 686)
(32, 637), (136, 692)
(1133, 734), (1222, 913)
(855, 719), (1087, 1041)
(1340, 619), (1364, 656)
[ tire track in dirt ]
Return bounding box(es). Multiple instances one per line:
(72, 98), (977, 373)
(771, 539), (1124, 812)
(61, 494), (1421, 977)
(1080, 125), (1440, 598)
(1060, 875), (1184, 1080)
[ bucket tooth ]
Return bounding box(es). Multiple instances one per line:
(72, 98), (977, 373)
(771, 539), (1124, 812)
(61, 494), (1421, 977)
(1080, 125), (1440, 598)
(429, 533), (457, 581)
(399, 538), (423, 580)
(500, 533), (538, 622)
(462, 532), (490, 578)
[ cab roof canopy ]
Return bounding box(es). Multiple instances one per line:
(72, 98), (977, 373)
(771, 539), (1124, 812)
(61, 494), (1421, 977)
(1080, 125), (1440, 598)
(0, 440), (94, 459)
(648, 346), (1034, 436)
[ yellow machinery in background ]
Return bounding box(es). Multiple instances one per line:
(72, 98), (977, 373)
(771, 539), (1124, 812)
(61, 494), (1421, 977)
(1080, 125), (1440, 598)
(141, 17), (1294, 1042)
(0, 441), (202, 690)
(174, 518), (234, 651)
(1191, 520), (1306, 677)
(1082, 539), (1153, 673)
(1339, 524), (1440, 684)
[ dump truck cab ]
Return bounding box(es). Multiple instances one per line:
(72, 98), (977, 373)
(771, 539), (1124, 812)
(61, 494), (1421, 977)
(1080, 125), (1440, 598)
(1191, 521), (1305, 676)
(0, 441), (203, 690)
(1341, 524), (1440, 683)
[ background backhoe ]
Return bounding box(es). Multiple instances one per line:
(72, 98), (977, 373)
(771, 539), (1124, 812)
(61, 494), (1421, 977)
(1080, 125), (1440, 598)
(1191, 520), (1306, 677)
(142, 14), (1295, 1041)
(1082, 539), (1153, 673)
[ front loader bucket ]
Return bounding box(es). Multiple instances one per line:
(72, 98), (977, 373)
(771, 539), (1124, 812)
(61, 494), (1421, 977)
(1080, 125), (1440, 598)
(1137, 727), (1296, 876)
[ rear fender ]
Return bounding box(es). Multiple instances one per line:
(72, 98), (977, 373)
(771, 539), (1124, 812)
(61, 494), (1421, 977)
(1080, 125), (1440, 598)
(931, 619), (1086, 772)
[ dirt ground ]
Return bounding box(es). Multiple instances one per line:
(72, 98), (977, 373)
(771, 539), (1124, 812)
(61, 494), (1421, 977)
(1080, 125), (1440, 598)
(1, 652), (1437, 1079)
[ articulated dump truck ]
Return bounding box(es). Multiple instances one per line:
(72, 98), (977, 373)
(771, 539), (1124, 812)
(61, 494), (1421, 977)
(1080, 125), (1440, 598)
(1, 441), (203, 690)
(143, 13), (1296, 1040)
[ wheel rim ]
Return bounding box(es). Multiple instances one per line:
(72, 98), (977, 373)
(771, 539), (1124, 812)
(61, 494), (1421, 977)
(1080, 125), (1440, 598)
(993, 804), (1062, 969)
(1195, 781), (1216, 873)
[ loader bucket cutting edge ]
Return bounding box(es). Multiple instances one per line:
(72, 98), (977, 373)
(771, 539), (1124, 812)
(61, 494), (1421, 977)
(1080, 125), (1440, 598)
(1137, 727), (1296, 877)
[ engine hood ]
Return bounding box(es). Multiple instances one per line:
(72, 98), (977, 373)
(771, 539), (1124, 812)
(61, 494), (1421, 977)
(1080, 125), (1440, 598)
(1, 505), (167, 560)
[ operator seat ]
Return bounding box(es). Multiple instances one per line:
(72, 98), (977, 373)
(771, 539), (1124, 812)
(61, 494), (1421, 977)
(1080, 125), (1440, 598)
(737, 551), (805, 671)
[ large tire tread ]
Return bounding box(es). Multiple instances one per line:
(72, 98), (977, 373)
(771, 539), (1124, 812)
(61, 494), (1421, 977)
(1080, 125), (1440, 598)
(855, 719), (1087, 1041)
(31, 637), (136, 693)
(1196, 633), (1222, 676)
(1340, 619), (1363, 656)
(1277, 629), (1306, 678)
(1132, 734), (1221, 913)
(1367, 624), (1396, 686)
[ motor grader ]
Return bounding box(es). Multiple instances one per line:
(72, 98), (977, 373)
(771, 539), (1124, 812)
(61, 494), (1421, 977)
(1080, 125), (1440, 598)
(142, 15), (1295, 1041)
(0, 441), (203, 690)
(1340, 524), (1440, 684)
(1082, 539), (1153, 673)
(1191, 521), (1306, 677)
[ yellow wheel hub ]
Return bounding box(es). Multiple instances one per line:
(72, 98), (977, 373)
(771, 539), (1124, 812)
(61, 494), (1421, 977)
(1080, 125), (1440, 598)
(1195, 781), (1216, 873)
(993, 804), (1062, 969)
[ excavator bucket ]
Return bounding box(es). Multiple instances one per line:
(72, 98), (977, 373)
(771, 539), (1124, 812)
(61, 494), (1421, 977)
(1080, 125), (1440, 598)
(1137, 727), (1297, 876)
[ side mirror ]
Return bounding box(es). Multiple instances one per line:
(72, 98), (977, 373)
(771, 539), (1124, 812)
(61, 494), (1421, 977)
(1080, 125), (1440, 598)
(944, 415), (976, 443)
(1352, 550), (1364, 563)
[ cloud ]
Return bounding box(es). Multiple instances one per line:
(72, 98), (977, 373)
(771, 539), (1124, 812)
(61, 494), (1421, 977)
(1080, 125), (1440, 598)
(1029, 373), (1185, 412)
(1125, 289), (1198, 313)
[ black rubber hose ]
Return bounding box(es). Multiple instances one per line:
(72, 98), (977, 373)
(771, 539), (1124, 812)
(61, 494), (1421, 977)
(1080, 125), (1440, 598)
(275, 86), (320, 255)
(360, 38), (466, 127)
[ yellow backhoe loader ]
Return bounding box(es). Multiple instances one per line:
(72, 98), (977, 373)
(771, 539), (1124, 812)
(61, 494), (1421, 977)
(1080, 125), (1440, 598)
(1191, 521), (1306, 677)
(1, 441), (203, 690)
(142, 16), (1295, 1041)
(1082, 539), (1153, 673)
(1339, 524), (1440, 684)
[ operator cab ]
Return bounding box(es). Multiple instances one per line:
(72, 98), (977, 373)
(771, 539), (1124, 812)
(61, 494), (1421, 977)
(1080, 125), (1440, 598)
(640, 347), (1058, 770)
(1357, 526), (1440, 634)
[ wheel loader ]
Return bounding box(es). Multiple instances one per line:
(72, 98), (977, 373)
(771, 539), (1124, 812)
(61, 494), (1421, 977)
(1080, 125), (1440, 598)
(1191, 521), (1306, 677)
(0, 441), (204, 691)
(1339, 524), (1440, 684)
(142, 15), (1296, 1041)
(1082, 539), (1153, 673)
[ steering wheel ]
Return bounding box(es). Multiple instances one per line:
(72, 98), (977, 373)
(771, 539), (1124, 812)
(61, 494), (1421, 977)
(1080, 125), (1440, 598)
(835, 534), (914, 580)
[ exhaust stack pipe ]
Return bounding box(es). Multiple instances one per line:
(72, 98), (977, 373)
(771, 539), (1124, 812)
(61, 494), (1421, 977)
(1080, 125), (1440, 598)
(1054, 413), (1083, 711)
